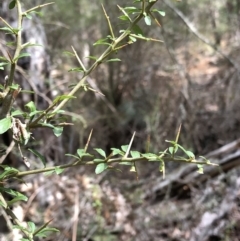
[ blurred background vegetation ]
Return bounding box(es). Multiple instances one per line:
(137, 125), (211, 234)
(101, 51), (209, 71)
(1, 0), (240, 240)
(31, 0), (240, 159)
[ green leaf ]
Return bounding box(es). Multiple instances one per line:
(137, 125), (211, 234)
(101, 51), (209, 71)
(93, 38), (111, 46)
(118, 5), (132, 21)
(86, 55), (98, 60)
(95, 163), (108, 174)
(27, 222), (36, 233)
(68, 67), (84, 72)
(65, 154), (79, 159)
(121, 145), (129, 152)
(77, 149), (85, 158)
(11, 110), (24, 117)
(106, 58), (121, 62)
(0, 62), (9, 70)
(63, 51), (75, 56)
(141, 153), (157, 159)
(0, 117), (12, 134)
(25, 101), (36, 112)
(29, 110), (43, 117)
(0, 27), (14, 34)
(152, 9), (166, 17)
(20, 90), (34, 94)
(53, 95), (76, 104)
(7, 196), (28, 205)
(94, 148), (106, 158)
(30, 11), (43, 17)
(0, 188), (27, 200)
(169, 146), (176, 154)
(76, 149), (93, 158)
(0, 200), (7, 208)
(165, 140), (177, 145)
(118, 15), (130, 21)
(44, 170), (55, 176)
(0, 56), (9, 62)
(53, 127), (63, 137)
(124, 6), (141, 14)
(0, 167), (19, 180)
(28, 149), (46, 167)
(13, 53), (31, 61)
(6, 41), (16, 47)
(110, 148), (124, 156)
(24, 13), (32, 19)
(9, 0), (16, 9)
(129, 35), (137, 43)
(22, 42), (42, 49)
(55, 167), (64, 175)
(185, 150), (195, 158)
(130, 151), (141, 158)
(177, 144), (195, 158)
(9, 84), (19, 90)
(13, 225), (28, 232)
(144, 15), (151, 25)
(35, 227), (59, 238)
(132, 24), (144, 35)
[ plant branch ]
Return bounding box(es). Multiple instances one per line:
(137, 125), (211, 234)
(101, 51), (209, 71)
(6, 207), (33, 240)
(71, 46), (86, 72)
(15, 155), (217, 178)
(102, 4), (115, 39)
(52, 0), (159, 114)
(23, 2), (55, 15)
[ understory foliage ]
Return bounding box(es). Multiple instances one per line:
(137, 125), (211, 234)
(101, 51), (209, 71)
(0, 0), (218, 240)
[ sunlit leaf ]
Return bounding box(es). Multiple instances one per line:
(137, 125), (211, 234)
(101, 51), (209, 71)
(27, 222), (36, 233)
(95, 163), (108, 174)
(144, 15), (151, 25)
(53, 127), (63, 137)
(0, 117), (12, 134)
(13, 53), (31, 61)
(106, 58), (121, 62)
(63, 51), (75, 56)
(121, 145), (129, 152)
(110, 148), (124, 156)
(130, 151), (141, 158)
(25, 101), (36, 112)
(152, 9), (166, 16)
(77, 149), (93, 158)
(94, 148), (106, 158)
(68, 67), (84, 72)
(55, 167), (64, 175)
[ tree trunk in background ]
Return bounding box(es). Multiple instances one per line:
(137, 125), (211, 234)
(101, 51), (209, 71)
(0, 2), (53, 165)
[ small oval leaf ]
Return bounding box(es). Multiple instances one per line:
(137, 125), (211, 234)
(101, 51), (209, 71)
(95, 163), (107, 174)
(0, 117), (12, 134)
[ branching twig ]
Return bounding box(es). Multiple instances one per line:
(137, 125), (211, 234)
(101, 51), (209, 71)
(51, 0), (159, 114)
